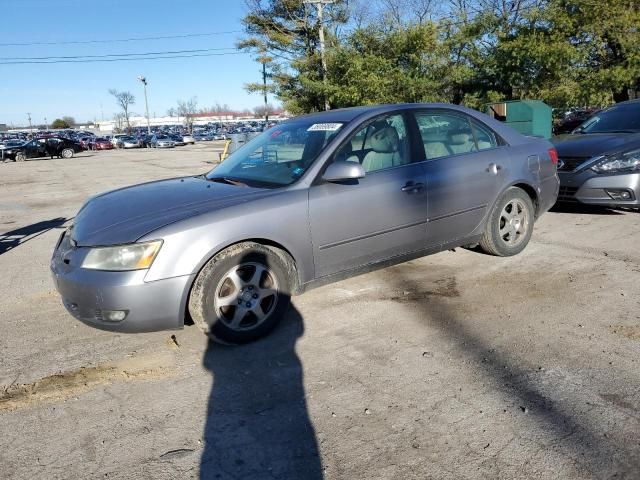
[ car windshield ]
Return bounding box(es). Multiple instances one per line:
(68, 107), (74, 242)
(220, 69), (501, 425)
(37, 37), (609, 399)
(205, 120), (344, 187)
(579, 103), (640, 133)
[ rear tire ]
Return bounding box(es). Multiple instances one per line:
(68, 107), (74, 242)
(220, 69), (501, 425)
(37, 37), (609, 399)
(479, 187), (534, 256)
(188, 242), (295, 344)
(15, 152), (26, 162)
(61, 148), (74, 159)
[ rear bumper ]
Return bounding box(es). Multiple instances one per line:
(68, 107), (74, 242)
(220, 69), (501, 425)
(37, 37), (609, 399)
(51, 263), (194, 333)
(558, 171), (640, 207)
(537, 174), (560, 216)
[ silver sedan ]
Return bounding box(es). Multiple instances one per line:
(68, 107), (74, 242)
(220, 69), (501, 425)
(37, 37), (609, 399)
(51, 103), (559, 343)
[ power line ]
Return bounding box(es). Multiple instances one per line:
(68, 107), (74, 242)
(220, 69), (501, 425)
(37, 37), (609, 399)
(0, 47), (237, 61)
(0, 52), (248, 65)
(0, 30), (244, 47)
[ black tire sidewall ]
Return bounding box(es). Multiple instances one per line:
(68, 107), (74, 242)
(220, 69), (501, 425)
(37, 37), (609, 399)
(191, 245), (292, 344)
(487, 188), (534, 256)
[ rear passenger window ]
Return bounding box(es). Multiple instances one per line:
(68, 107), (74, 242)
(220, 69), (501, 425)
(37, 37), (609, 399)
(471, 120), (498, 150)
(414, 112), (476, 160)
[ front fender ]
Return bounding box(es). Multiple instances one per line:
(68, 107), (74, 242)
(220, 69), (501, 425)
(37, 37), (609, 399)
(140, 188), (314, 285)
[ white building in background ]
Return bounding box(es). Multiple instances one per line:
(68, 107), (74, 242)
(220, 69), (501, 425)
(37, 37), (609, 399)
(95, 111), (289, 133)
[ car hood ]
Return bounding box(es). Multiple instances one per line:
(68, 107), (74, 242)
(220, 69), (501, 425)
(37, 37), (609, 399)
(71, 176), (273, 246)
(552, 132), (640, 158)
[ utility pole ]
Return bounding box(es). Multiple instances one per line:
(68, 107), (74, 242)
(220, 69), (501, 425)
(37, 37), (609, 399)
(305, 0), (333, 111)
(263, 61), (269, 124)
(137, 75), (152, 135)
(27, 112), (32, 132)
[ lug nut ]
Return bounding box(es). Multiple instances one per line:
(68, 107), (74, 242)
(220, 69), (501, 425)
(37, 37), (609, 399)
(246, 302), (252, 308)
(237, 299), (242, 305)
(253, 294), (259, 299)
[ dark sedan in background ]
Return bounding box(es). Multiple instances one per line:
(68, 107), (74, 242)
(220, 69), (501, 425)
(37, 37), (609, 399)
(2, 137), (83, 161)
(553, 99), (640, 208)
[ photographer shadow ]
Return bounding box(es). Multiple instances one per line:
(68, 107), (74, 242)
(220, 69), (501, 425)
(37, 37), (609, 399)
(200, 304), (323, 480)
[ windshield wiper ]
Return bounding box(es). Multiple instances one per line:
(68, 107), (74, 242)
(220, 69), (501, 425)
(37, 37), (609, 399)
(207, 176), (248, 187)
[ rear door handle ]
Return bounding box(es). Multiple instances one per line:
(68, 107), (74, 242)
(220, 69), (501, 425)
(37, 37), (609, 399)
(486, 163), (502, 175)
(401, 182), (425, 193)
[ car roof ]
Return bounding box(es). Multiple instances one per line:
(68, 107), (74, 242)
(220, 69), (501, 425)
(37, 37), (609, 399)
(606, 99), (640, 109)
(287, 103), (483, 124)
(285, 103), (532, 146)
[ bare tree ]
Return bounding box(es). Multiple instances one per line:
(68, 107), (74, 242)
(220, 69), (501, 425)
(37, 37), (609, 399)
(113, 113), (125, 133)
(167, 107), (177, 117)
(108, 89), (135, 133)
(376, 0), (438, 26)
(253, 103), (277, 118)
(176, 97), (198, 132)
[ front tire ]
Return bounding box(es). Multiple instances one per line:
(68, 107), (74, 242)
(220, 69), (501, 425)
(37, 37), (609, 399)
(15, 152), (26, 162)
(188, 242), (294, 344)
(479, 187), (534, 256)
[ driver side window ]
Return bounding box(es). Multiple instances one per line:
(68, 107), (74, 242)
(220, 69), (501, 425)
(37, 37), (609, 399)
(334, 113), (410, 173)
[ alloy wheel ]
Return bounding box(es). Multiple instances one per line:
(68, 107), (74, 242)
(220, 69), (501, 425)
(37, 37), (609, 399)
(499, 199), (529, 246)
(213, 262), (279, 331)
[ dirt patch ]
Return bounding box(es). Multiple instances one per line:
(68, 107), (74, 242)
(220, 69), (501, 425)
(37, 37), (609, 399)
(388, 277), (460, 301)
(610, 325), (640, 340)
(0, 352), (176, 413)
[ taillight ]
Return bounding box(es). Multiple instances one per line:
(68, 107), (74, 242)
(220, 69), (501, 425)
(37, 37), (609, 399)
(548, 148), (559, 165)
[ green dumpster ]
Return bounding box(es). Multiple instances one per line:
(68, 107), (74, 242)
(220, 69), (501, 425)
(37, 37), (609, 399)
(485, 100), (552, 139)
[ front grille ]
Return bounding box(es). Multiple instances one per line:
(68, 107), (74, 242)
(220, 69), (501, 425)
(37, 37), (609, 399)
(558, 186), (579, 202)
(558, 156), (590, 172)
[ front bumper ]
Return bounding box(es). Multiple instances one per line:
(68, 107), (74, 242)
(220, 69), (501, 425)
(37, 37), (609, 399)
(558, 171), (640, 207)
(51, 242), (194, 333)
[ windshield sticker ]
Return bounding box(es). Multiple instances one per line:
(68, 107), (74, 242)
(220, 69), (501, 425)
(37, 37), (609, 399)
(270, 129), (283, 138)
(307, 123), (342, 132)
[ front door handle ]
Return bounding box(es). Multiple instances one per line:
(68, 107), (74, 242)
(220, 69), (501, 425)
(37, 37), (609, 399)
(401, 182), (425, 193)
(486, 163), (502, 175)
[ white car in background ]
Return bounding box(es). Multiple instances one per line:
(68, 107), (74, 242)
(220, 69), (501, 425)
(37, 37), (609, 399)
(111, 134), (127, 148)
(182, 134), (195, 144)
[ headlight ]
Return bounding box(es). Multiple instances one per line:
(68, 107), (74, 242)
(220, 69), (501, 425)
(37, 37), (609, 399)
(81, 240), (162, 271)
(592, 150), (640, 174)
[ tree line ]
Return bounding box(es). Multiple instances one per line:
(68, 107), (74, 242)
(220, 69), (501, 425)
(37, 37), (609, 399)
(239, 0), (640, 114)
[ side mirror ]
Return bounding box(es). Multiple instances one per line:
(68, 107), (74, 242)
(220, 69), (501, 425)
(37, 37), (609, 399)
(322, 160), (365, 183)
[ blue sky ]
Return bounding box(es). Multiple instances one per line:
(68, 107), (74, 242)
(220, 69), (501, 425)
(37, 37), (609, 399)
(0, 0), (265, 126)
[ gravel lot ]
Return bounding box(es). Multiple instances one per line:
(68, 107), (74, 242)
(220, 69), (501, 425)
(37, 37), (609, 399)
(0, 145), (639, 479)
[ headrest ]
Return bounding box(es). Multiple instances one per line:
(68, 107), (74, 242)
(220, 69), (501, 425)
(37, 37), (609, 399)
(370, 127), (399, 153)
(449, 132), (471, 145)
